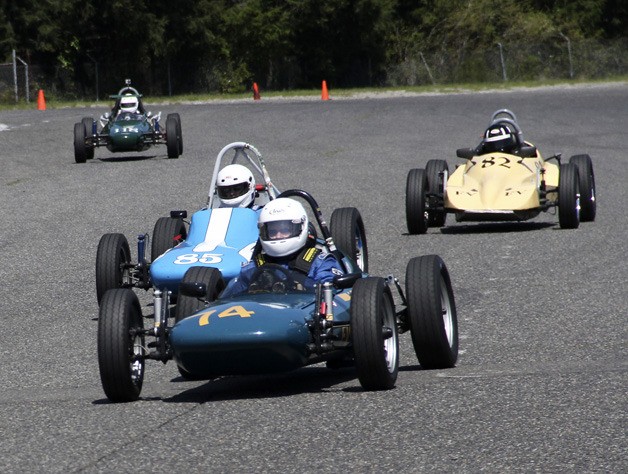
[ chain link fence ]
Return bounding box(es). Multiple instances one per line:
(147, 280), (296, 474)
(1, 37), (626, 104)
(386, 37), (628, 86)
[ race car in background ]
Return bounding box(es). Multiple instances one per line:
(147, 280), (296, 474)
(406, 109), (596, 233)
(73, 79), (182, 163)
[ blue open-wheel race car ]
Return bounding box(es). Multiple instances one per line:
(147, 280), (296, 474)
(96, 189), (459, 403)
(73, 79), (183, 163)
(94, 142), (291, 317)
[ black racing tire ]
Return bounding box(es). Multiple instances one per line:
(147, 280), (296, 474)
(96, 233), (131, 305)
(405, 255), (458, 369)
(330, 207), (368, 273)
(174, 267), (225, 379)
(569, 154), (596, 222)
(558, 163), (580, 229)
(171, 113), (183, 154)
(151, 217), (187, 262)
(425, 159), (448, 227)
(97, 289), (145, 403)
(81, 117), (95, 160)
(166, 115), (180, 158)
(351, 277), (399, 390)
(73, 122), (87, 163)
(405, 168), (428, 234)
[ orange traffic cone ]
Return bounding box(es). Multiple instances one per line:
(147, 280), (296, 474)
(321, 80), (329, 101)
(253, 82), (260, 100)
(37, 89), (46, 110)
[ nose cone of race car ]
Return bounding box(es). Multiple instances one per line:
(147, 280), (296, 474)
(170, 298), (313, 377)
(446, 154), (540, 211)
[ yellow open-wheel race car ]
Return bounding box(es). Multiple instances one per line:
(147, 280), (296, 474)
(406, 109), (596, 233)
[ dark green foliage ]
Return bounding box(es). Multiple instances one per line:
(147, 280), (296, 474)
(0, 0), (625, 98)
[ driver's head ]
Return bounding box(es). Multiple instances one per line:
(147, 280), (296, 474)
(120, 94), (139, 113)
(216, 164), (256, 208)
(483, 124), (516, 153)
(258, 198), (308, 257)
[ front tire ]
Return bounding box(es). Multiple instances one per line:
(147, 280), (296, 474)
(330, 207), (368, 273)
(406, 168), (428, 234)
(425, 159), (448, 227)
(96, 233), (131, 305)
(151, 217), (187, 262)
(98, 289), (145, 403)
(558, 163), (580, 229)
(405, 255), (458, 369)
(351, 277), (399, 390)
(569, 154), (596, 222)
(81, 117), (95, 160)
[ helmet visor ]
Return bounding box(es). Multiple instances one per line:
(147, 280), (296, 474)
(218, 182), (249, 200)
(260, 220), (303, 241)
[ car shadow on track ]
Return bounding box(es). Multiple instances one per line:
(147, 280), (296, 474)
(438, 221), (556, 234)
(156, 367), (360, 403)
(93, 154), (159, 163)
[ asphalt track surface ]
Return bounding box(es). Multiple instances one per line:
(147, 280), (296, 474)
(0, 83), (626, 472)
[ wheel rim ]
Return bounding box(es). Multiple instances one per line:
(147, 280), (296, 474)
(575, 192), (581, 221)
(439, 276), (455, 347)
(382, 297), (398, 373)
(118, 248), (130, 286)
(130, 331), (144, 385)
(354, 230), (366, 271)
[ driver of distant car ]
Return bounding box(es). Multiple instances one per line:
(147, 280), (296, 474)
(223, 198), (345, 294)
(216, 164), (259, 209)
(119, 94), (139, 115)
(479, 124), (519, 154)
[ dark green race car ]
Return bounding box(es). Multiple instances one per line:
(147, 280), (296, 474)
(73, 79), (182, 163)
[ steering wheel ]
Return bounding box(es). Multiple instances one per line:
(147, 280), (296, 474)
(247, 264), (305, 294)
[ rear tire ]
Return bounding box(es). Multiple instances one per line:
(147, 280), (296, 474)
(558, 163), (580, 229)
(171, 113), (183, 154)
(151, 217), (187, 262)
(425, 159), (448, 227)
(405, 255), (458, 369)
(74, 122), (87, 163)
(166, 115), (180, 158)
(406, 168), (428, 234)
(351, 277), (399, 390)
(98, 289), (145, 403)
(569, 154), (596, 222)
(330, 207), (368, 273)
(96, 233), (131, 305)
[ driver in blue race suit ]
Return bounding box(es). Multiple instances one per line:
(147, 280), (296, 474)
(223, 197), (344, 294)
(216, 164), (261, 210)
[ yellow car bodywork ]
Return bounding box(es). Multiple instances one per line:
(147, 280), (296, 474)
(445, 145), (559, 221)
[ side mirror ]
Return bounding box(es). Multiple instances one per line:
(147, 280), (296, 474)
(456, 148), (476, 159)
(179, 282), (206, 298)
(170, 210), (187, 219)
(333, 272), (362, 289)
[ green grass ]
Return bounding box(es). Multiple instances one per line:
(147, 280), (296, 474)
(2, 75), (627, 111)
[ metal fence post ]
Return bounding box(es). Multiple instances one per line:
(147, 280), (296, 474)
(12, 50), (17, 103)
(559, 32), (574, 79)
(497, 42), (508, 81)
(15, 54), (29, 102)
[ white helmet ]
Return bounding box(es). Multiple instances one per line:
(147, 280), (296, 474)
(258, 198), (308, 257)
(216, 164), (256, 208)
(120, 94), (139, 113)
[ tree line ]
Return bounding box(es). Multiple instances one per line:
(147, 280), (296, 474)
(1, 0), (626, 99)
